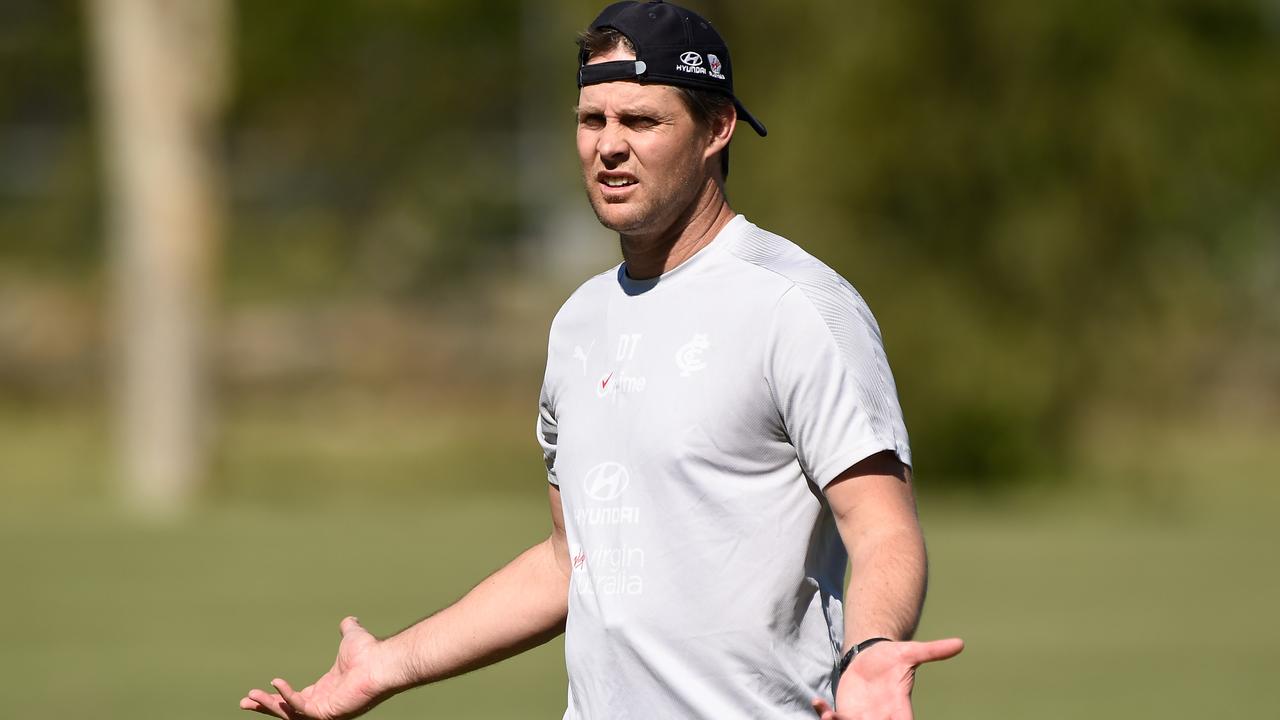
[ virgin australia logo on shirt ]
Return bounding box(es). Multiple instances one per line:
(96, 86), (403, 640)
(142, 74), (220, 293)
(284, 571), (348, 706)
(569, 543), (646, 597)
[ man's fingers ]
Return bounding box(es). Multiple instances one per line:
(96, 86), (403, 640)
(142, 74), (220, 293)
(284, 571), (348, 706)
(271, 678), (307, 716)
(905, 637), (965, 665)
(340, 615), (363, 637)
(240, 696), (284, 718)
(245, 689), (293, 720)
(811, 698), (838, 720)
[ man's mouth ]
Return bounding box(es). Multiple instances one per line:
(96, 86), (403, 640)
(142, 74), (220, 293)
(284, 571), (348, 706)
(598, 172), (638, 189)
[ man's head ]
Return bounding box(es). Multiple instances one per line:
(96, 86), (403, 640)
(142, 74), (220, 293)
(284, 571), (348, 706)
(579, 27), (737, 179)
(575, 0), (765, 238)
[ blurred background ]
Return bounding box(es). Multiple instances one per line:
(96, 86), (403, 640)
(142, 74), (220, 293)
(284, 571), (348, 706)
(1, 0), (1277, 717)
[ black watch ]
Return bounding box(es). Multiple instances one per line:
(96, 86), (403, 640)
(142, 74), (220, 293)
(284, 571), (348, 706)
(838, 637), (892, 673)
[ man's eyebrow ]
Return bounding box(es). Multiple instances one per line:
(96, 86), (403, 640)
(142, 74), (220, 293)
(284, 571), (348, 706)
(574, 106), (670, 121)
(617, 106), (667, 119)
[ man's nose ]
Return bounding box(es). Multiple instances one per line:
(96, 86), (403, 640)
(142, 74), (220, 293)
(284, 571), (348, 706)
(596, 123), (630, 165)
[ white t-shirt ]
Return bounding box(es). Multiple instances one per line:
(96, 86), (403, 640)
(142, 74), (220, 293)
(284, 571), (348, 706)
(537, 215), (912, 719)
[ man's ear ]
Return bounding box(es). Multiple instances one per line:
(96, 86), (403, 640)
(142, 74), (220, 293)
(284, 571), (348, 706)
(704, 104), (737, 161)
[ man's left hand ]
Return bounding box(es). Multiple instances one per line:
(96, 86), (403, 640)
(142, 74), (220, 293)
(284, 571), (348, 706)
(810, 637), (964, 720)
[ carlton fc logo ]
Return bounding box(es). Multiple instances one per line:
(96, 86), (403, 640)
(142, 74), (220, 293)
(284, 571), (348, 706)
(583, 461), (631, 502)
(679, 51), (703, 67)
(708, 53), (723, 77)
(675, 333), (710, 376)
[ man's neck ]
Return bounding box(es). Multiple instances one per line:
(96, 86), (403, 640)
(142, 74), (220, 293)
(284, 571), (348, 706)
(619, 184), (736, 280)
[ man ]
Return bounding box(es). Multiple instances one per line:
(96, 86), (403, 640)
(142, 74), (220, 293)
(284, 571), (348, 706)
(240, 2), (961, 718)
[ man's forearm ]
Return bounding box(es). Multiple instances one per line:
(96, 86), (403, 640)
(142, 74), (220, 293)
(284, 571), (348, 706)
(374, 535), (570, 693)
(843, 525), (927, 645)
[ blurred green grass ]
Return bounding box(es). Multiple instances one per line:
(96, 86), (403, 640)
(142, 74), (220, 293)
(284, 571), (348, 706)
(1, 397), (1276, 718)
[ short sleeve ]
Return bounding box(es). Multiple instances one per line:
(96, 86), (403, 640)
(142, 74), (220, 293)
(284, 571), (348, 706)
(765, 283), (912, 490)
(536, 371), (560, 487)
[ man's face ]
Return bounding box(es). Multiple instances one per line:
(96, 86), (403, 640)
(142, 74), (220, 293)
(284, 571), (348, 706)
(576, 47), (714, 237)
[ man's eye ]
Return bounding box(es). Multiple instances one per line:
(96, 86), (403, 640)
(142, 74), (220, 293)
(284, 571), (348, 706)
(579, 115), (605, 129)
(628, 117), (658, 129)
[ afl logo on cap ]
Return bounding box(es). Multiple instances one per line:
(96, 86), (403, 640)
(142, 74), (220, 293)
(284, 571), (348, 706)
(679, 51), (703, 67)
(707, 53), (724, 79)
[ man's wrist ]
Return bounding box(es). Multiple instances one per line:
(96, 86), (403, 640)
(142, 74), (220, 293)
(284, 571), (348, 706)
(369, 635), (415, 695)
(838, 637), (892, 673)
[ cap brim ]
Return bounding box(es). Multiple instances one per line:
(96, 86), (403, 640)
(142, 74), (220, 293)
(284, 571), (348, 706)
(735, 99), (767, 137)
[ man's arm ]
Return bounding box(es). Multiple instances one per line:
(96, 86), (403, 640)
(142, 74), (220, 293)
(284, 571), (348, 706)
(829, 450), (927, 644)
(811, 450), (963, 720)
(240, 484), (571, 720)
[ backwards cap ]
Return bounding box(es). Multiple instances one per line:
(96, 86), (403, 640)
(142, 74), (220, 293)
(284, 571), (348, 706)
(577, 0), (767, 137)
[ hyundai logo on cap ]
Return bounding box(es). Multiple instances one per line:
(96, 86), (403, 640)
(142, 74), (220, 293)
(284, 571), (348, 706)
(679, 51), (702, 66)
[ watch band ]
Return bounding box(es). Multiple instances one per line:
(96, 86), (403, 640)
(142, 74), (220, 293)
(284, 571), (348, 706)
(838, 637), (892, 673)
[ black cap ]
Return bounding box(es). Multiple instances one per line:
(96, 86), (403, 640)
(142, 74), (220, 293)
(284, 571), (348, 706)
(577, 0), (767, 137)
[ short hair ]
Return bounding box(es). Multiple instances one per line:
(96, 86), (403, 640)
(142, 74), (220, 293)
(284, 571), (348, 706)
(577, 27), (735, 179)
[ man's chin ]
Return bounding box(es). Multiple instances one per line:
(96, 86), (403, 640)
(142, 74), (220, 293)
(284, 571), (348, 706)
(590, 201), (653, 235)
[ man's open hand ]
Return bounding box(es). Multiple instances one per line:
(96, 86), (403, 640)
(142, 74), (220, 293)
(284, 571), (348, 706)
(240, 616), (394, 720)
(811, 637), (964, 720)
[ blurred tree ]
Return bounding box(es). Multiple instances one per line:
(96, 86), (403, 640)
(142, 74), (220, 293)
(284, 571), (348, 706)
(1, 0), (1275, 494)
(225, 1), (529, 300)
(86, 0), (231, 516)
(726, 0), (1280, 485)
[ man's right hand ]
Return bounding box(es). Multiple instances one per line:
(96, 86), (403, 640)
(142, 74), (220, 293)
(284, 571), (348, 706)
(240, 616), (396, 720)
